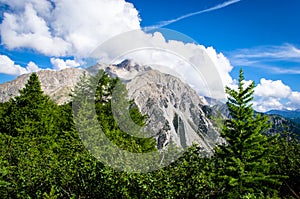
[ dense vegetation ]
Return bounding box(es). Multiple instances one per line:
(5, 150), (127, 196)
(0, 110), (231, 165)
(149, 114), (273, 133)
(0, 70), (299, 198)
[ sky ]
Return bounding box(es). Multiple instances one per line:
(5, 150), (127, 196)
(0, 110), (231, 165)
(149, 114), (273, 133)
(0, 0), (299, 112)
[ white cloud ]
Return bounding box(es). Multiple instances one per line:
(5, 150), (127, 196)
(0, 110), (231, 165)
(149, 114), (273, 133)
(270, 67), (300, 75)
(228, 44), (300, 75)
(205, 46), (234, 88)
(253, 97), (284, 113)
(3, 0), (298, 112)
(289, 92), (300, 108)
(50, 58), (80, 70)
(91, 30), (233, 99)
(0, 0), (141, 57)
(0, 0), (237, 100)
(255, 78), (291, 98)
(0, 3), (70, 56)
(26, 61), (40, 72)
(252, 78), (300, 112)
(230, 44), (300, 62)
(0, 55), (41, 75)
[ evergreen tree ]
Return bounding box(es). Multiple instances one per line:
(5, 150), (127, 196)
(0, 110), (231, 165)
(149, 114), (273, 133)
(72, 70), (156, 153)
(213, 69), (282, 198)
(275, 131), (300, 198)
(16, 73), (48, 107)
(0, 73), (60, 137)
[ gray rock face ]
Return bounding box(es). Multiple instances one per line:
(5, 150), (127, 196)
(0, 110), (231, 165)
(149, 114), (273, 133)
(0, 68), (84, 104)
(97, 60), (221, 150)
(126, 69), (220, 150)
(0, 60), (221, 151)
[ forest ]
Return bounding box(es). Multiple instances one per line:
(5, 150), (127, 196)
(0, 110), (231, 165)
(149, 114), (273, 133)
(0, 69), (299, 198)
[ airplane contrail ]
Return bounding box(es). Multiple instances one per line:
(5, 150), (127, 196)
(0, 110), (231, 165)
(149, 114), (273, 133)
(144, 0), (242, 31)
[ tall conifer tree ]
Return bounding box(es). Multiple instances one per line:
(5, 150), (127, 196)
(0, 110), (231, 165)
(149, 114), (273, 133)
(213, 69), (282, 197)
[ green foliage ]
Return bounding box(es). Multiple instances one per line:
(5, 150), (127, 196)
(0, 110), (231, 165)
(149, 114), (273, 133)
(0, 69), (298, 198)
(274, 132), (300, 198)
(0, 73), (64, 137)
(212, 69), (284, 198)
(73, 70), (157, 153)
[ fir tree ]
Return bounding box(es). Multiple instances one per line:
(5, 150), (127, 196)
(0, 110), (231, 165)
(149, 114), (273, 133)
(72, 70), (156, 153)
(213, 69), (282, 198)
(0, 73), (59, 137)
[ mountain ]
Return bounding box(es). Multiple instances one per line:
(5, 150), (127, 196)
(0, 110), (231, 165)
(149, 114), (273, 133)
(217, 106), (300, 137)
(95, 60), (222, 150)
(267, 114), (300, 137)
(0, 68), (84, 104)
(266, 109), (300, 125)
(1, 60), (298, 150)
(126, 69), (220, 150)
(0, 60), (222, 151)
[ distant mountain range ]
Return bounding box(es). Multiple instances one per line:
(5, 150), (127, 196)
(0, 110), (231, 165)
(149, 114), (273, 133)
(266, 109), (300, 125)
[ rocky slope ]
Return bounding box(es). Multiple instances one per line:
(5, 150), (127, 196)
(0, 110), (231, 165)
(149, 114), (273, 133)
(0, 60), (222, 151)
(1, 60), (299, 150)
(126, 69), (220, 150)
(208, 104), (300, 137)
(94, 60), (221, 150)
(266, 109), (300, 125)
(0, 68), (84, 104)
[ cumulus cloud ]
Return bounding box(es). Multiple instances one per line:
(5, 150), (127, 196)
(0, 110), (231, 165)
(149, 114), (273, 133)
(0, 0), (141, 57)
(0, 55), (40, 75)
(253, 97), (284, 113)
(50, 58), (80, 70)
(0, 0), (237, 100)
(253, 78), (300, 112)
(26, 61), (40, 72)
(0, 3), (70, 56)
(91, 30), (233, 99)
(289, 92), (300, 108)
(3, 0), (297, 112)
(255, 79), (291, 98)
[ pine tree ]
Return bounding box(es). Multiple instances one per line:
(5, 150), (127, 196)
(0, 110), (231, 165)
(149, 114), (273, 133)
(72, 69), (156, 153)
(0, 73), (59, 137)
(213, 69), (282, 198)
(16, 73), (48, 107)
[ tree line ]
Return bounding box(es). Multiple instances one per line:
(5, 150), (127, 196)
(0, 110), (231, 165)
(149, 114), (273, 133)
(0, 69), (299, 198)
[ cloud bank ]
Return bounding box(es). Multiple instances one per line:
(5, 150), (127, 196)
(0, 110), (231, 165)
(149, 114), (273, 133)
(0, 55), (39, 75)
(0, 0), (141, 57)
(1, 0), (298, 112)
(0, 0), (235, 99)
(50, 58), (81, 70)
(90, 30), (233, 99)
(253, 78), (300, 112)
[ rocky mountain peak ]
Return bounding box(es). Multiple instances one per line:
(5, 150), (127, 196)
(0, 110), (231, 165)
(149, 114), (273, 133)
(0, 68), (84, 104)
(0, 60), (222, 151)
(126, 69), (219, 150)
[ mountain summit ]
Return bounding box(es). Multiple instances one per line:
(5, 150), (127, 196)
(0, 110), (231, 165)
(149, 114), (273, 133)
(0, 60), (221, 150)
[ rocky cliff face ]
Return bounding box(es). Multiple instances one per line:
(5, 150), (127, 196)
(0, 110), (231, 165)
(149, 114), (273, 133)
(0, 68), (84, 104)
(92, 60), (221, 150)
(126, 70), (220, 150)
(0, 60), (222, 151)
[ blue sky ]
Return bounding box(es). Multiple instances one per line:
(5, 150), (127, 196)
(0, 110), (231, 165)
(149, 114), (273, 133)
(128, 0), (300, 90)
(0, 0), (299, 111)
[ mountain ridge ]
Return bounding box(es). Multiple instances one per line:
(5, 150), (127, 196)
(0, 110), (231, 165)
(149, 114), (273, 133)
(266, 109), (300, 125)
(0, 61), (222, 151)
(1, 60), (299, 148)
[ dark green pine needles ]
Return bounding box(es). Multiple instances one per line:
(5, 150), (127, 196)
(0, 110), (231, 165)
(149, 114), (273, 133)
(212, 69), (284, 198)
